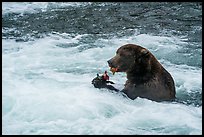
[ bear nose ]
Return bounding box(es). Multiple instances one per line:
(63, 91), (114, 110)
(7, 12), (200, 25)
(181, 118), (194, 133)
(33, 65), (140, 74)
(107, 60), (112, 66)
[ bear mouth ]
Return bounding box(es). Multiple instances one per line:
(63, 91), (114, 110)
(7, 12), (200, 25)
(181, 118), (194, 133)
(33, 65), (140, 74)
(110, 67), (119, 75)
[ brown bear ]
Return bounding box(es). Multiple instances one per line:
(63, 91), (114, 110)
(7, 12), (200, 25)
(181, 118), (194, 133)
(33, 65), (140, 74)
(107, 44), (176, 101)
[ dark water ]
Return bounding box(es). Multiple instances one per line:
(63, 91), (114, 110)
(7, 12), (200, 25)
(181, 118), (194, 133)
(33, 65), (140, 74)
(2, 3), (202, 40)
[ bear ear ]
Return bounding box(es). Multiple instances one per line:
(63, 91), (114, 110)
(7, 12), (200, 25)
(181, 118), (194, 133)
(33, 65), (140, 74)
(140, 49), (149, 58)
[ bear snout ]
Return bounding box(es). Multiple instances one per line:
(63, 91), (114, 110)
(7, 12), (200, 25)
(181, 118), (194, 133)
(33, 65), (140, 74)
(107, 59), (113, 67)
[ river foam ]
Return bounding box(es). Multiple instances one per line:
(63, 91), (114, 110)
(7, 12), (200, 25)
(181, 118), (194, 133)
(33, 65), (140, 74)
(2, 32), (202, 135)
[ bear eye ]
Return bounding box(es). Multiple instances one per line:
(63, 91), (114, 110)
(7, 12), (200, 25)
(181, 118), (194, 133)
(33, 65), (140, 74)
(123, 47), (132, 52)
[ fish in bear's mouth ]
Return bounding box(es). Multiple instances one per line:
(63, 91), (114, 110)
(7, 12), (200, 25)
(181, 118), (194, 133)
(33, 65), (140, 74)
(110, 67), (118, 75)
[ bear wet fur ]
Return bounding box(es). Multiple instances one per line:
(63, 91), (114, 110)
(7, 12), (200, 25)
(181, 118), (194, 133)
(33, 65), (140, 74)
(107, 44), (176, 101)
